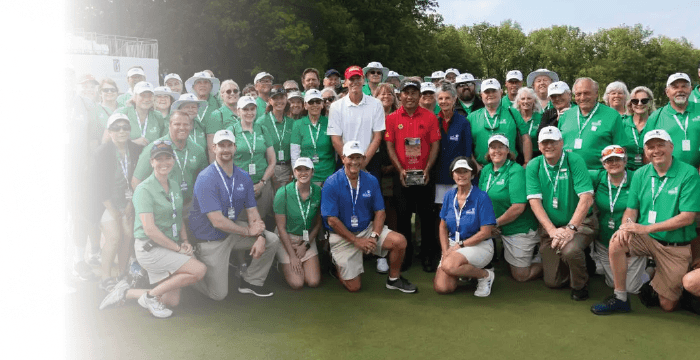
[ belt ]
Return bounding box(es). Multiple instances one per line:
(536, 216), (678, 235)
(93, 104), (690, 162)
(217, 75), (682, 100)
(276, 161), (290, 165)
(656, 240), (691, 247)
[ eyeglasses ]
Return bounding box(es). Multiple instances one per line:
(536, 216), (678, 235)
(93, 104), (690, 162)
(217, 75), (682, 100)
(630, 98), (650, 105)
(322, 97), (334, 103)
(101, 88), (117, 93)
(456, 83), (473, 88)
(603, 157), (624, 164)
(153, 139), (172, 146)
(109, 125), (131, 132)
(368, 70), (383, 75)
(307, 99), (322, 105)
(257, 79), (272, 84)
(602, 147), (625, 157)
(285, 87), (299, 92)
(224, 89), (240, 95)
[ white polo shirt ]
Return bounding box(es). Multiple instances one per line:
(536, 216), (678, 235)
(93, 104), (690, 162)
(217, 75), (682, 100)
(326, 93), (385, 153)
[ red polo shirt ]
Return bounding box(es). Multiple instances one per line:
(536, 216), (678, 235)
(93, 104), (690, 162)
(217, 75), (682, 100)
(385, 106), (441, 170)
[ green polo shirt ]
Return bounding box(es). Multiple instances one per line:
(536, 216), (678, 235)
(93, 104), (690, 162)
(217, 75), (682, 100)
(132, 134), (207, 201)
(113, 106), (164, 143)
(188, 94), (223, 151)
(256, 112), (294, 162)
(558, 103), (624, 170)
(522, 112), (542, 147)
(229, 122), (273, 183)
(619, 115), (652, 171)
(95, 104), (111, 140)
(210, 105), (240, 131)
(273, 182), (322, 236)
(290, 115), (334, 183)
(133, 174), (184, 243)
(468, 106), (528, 165)
(116, 92), (132, 108)
(362, 83), (373, 96)
(591, 169), (633, 247)
(647, 102), (700, 167)
(479, 160), (537, 235)
(432, 104), (441, 116)
(526, 152), (593, 227)
(255, 97), (268, 118)
(501, 96), (514, 109)
(690, 85), (700, 104)
(627, 158), (700, 244)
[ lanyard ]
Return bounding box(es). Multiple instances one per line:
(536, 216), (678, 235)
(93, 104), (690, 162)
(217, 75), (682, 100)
(214, 162), (235, 209)
(294, 183), (313, 230)
(136, 111), (148, 138)
(543, 153), (566, 196)
(528, 119), (535, 137)
(631, 126), (641, 151)
(196, 104), (209, 123)
(484, 107), (501, 130)
(453, 186), (473, 239)
(168, 190), (177, 235)
(607, 171), (627, 215)
(576, 103), (599, 138)
(650, 176), (668, 210)
(118, 148), (131, 184)
(172, 147), (189, 180)
(486, 160), (510, 192)
(269, 113), (288, 147)
(308, 121), (321, 151)
(240, 128), (257, 156)
(346, 174), (360, 216)
(673, 114), (689, 140)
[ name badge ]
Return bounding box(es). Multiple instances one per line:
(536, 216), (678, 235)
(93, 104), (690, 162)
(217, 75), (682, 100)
(634, 154), (642, 164)
(278, 150), (285, 161)
(350, 215), (359, 228)
(552, 197), (559, 209)
(455, 232), (460, 242)
(124, 188), (133, 200)
(180, 181), (188, 192)
(303, 230), (309, 242)
(227, 208), (236, 220)
(648, 210), (657, 224)
(248, 163), (256, 175)
(172, 223), (178, 238)
(682, 139), (691, 151)
(574, 138), (583, 149)
(312, 154), (319, 163)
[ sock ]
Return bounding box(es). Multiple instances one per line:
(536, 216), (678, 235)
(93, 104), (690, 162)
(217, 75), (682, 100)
(388, 277), (398, 281)
(74, 246), (86, 263)
(614, 290), (627, 302)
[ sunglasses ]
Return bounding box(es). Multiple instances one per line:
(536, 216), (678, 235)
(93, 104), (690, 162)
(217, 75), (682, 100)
(368, 70), (383, 75)
(602, 146), (625, 157)
(285, 88), (299, 92)
(224, 89), (240, 95)
(153, 139), (173, 146)
(322, 97), (334, 103)
(456, 83), (473, 88)
(630, 98), (650, 105)
(101, 88), (117, 93)
(307, 99), (322, 105)
(109, 124), (131, 132)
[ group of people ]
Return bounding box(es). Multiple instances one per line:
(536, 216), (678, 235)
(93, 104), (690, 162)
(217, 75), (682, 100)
(65, 60), (700, 318)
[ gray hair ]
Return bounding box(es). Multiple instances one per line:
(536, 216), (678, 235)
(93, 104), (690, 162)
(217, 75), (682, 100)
(219, 79), (239, 95)
(283, 80), (299, 89)
(603, 81), (630, 107)
(438, 82), (458, 99)
(572, 77), (599, 94)
(627, 86), (656, 116)
(321, 87), (338, 100)
(513, 87), (543, 112)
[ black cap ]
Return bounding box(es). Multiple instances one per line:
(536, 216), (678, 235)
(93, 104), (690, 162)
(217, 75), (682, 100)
(399, 79), (421, 91)
(325, 69), (340, 78)
(269, 85), (286, 98)
(150, 140), (175, 159)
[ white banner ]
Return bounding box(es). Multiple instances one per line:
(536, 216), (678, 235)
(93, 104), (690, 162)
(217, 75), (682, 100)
(67, 54), (160, 94)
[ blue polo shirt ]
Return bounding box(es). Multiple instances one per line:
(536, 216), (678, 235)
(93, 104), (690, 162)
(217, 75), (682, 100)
(321, 168), (384, 232)
(189, 162), (257, 241)
(439, 186), (496, 242)
(436, 111), (473, 185)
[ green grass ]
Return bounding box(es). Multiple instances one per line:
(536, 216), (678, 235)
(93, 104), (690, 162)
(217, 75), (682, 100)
(67, 260), (698, 360)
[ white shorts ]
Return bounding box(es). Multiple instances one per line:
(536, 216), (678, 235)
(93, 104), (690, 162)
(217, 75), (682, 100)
(502, 229), (540, 268)
(329, 223), (391, 280)
(592, 241), (646, 294)
(444, 238), (494, 269)
(134, 238), (191, 284)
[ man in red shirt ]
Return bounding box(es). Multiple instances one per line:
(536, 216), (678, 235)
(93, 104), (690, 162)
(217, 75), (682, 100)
(386, 79), (441, 272)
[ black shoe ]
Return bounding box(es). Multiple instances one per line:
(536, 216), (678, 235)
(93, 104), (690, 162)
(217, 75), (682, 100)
(422, 259), (435, 273)
(386, 276), (418, 293)
(571, 286), (589, 301)
(638, 281), (659, 307)
(238, 279), (273, 297)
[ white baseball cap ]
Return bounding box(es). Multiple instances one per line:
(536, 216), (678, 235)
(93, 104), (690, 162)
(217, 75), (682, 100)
(451, 159), (473, 172)
(213, 129), (236, 144)
(304, 89), (323, 102)
(643, 129), (673, 145)
(481, 78), (501, 91)
(343, 141), (364, 157)
(445, 68), (461, 77)
(294, 157), (314, 170)
(133, 81), (154, 95)
(127, 68), (145, 77)
(488, 134), (510, 148)
(666, 73), (691, 87)
(424, 70), (446, 82)
(455, 73), (481, 85)
(538, 126), (562, 142)
(237, 96), (257, 109)
(254, 72), (274, 84)
(153, 86), (180, 101)
(287, 91), (303, 100)
(163, 73), (181, 83)
(506, 70), (523, 82)
(106, 113), (130, 129)
(601, 145), (626, 161)
(420, 82), (437, 94)
(548, 81), (570, 97)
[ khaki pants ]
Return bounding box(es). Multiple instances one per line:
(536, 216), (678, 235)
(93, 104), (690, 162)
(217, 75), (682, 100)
(539, 215), (597, 290)
(193, 221), (280, 301)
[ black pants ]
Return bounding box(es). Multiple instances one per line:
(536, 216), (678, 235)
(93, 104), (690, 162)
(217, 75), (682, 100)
(395, 183), (437, 265)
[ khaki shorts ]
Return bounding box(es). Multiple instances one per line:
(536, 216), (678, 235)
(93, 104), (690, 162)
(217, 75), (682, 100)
(440, 238), (494, 269)
(329, 223), (391, 280)
(628, 233), (692, 301)
(134, 238), (191, 284)
(276, 233), (319, 264)
(502, 229), (540, 268)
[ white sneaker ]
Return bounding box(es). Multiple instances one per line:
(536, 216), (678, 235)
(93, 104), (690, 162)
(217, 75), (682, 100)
(138, 293), (173, 318)
(99, 279), (130, 310)
(474, 269), (495, 297)
(376, 258), (389, 274)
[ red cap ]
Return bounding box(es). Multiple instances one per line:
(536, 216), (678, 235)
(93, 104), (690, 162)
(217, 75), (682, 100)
(344, 65), (363, 80)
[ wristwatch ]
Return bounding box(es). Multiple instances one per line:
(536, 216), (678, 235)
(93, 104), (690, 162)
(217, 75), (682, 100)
(458, 240), (465, 248)
(260, 178), (267, 185)
(370, 232), (379, 240)
(567, 223), (578, 232)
